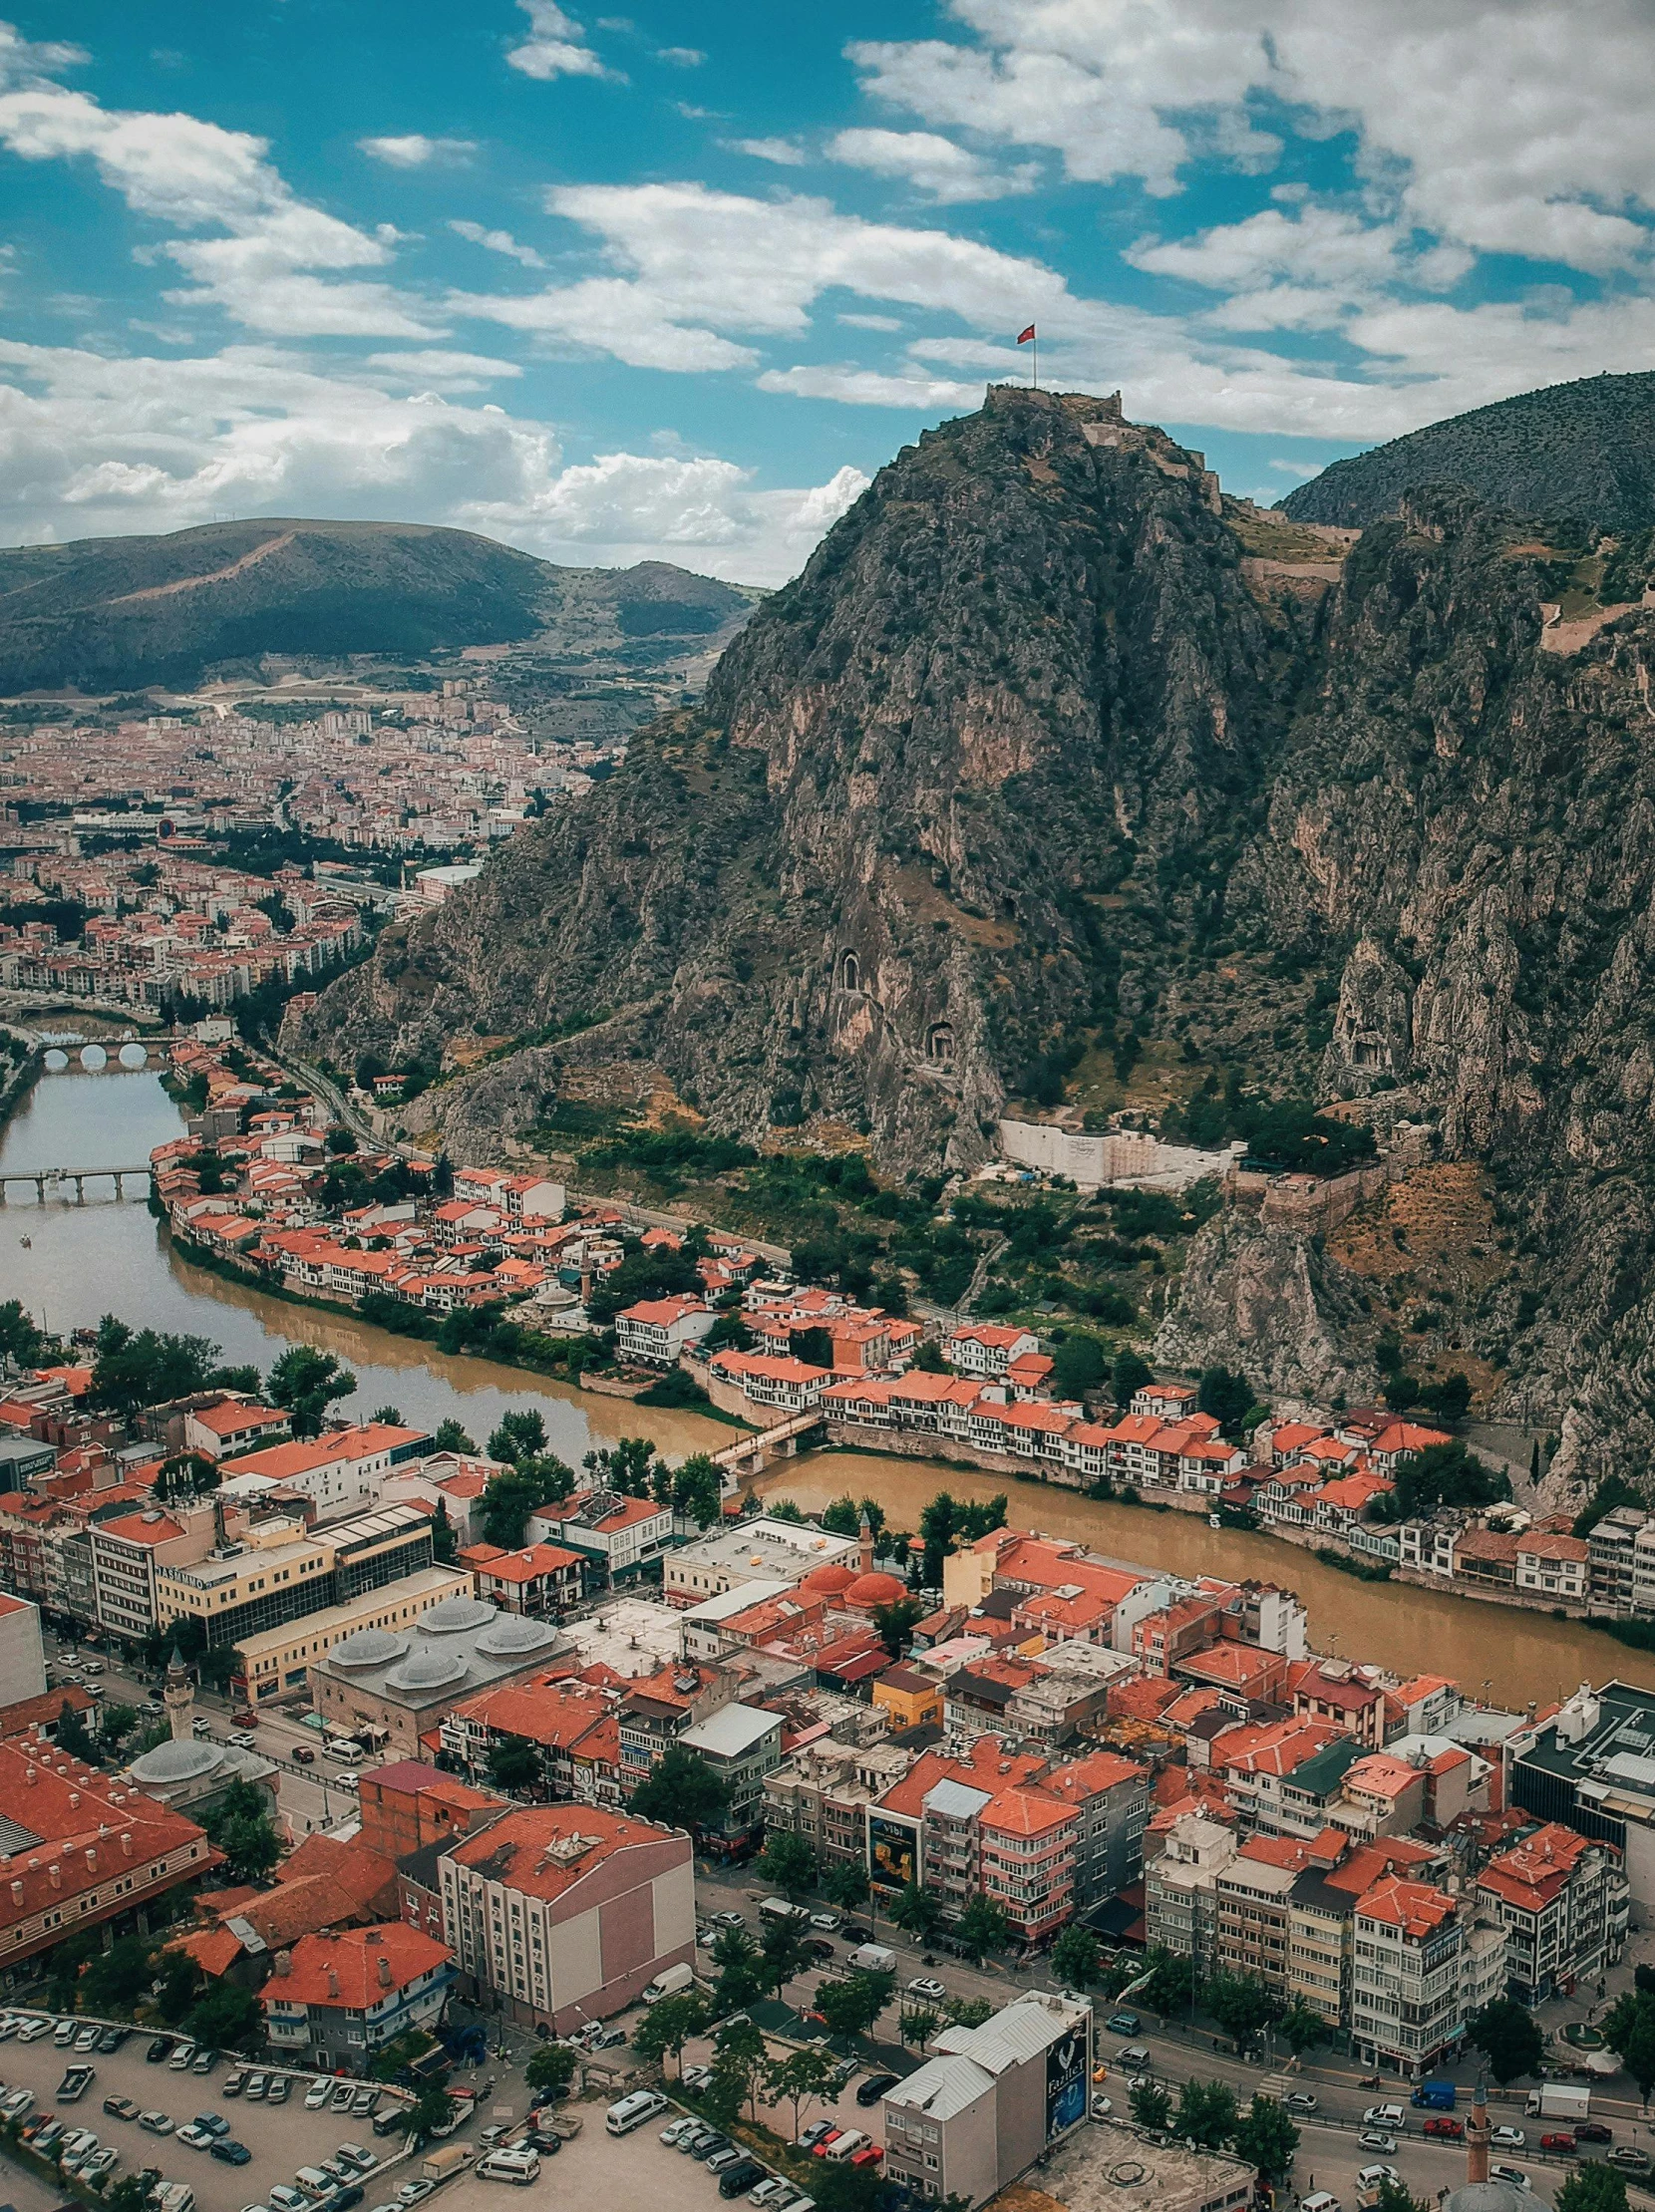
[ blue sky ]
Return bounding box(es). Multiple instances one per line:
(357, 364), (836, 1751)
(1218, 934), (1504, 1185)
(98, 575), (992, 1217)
(4, 0), (1655, 581)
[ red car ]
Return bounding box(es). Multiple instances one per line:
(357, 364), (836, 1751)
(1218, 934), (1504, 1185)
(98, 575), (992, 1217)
(230, 1711), (258, 1728)
(1424, 2118), (1465, 2140)
(850, 2150), (884, 2169)
(1540, 2135), (1577, 2154)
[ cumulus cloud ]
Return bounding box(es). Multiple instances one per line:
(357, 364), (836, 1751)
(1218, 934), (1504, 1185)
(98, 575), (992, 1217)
(358, 134), (476, 168)
(727, 137), (808, 166)
(450, 219), (546, 269)
(505, 1), (618, 83)
(828, 128), (1038, 202)
(758, 363), (986, 409)
(0, 338), (865, 582)
(654, 46), (704, 67)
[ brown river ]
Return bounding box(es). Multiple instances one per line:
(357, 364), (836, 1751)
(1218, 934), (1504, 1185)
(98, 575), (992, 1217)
(3, 1069), (1648, 1715)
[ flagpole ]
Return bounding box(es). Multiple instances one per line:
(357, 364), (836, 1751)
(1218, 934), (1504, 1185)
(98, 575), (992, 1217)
(1032, 332), (1038, 392)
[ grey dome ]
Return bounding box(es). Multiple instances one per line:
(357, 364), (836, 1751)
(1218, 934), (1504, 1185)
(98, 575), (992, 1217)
(418, 1596), (494, 1635)
(385, 1648), (470, 1693)
(1445, 2186), (1530, 2212)
(129, 1738), (224, 1784)
(475, 1616), (560, 1658)
(332, 1628), (408, 1668)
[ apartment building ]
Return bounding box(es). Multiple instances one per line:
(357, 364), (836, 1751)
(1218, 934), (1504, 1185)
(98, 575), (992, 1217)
(531, 1489), (676, 1589)
(614, 1296), (715, 1368)
(1350, 1876), (1505, 2076)
(0, 1595), (46, 1708)
(979, 1788), (1078, 1943)
(90, 1504), (214, 1644)
(262, 1924), (454, 2073)
(1146, 1813), (1238, 1975)
(615, 1661), (737, 1790)
(763, 1738), (916, 1864)
(1042, 1750), (1151, 1908)
(677, 1703), (785, 1842)
(221, 1421), (431, 1516)
(1477, 1823), (1628, 2002)
(156, 1504), (435, 1649)
(460, 1541), (585, 1618)
(1508, 1681), (1655, 1908)
(1283, 1835), (1444, 2034)
(1214, 1839), (1305, 1991)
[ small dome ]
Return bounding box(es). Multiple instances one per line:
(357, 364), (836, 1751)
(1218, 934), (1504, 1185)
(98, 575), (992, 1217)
(844, 1571), (907, 1609)
(332, 1628), (409, 1669)
(385, 1648), (470, 1693)
(801, 1563), (857, 1596)
(418, 1596), (495, 1635)
(476, 1616), (560, 1658)
(129, 1739), (224, 1784)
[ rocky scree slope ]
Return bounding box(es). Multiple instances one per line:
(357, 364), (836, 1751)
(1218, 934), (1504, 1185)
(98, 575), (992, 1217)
(296, 386), (1302, 1170)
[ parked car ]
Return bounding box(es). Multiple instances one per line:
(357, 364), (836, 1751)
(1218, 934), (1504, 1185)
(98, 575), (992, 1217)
(268, 2077), (290, 2106)
(98, 2028), (130, 2054)
(1490, 2169), (1531, 2193)
(74, 2025), (101, 2052)
(192, 2050), (218, 2076)
(1575, 2125), (1614, 2145)
(720, 2162), (769, 2198)
(707, 2147), (748, 2176)
(351, 2087), (378, 2116)
(1359, 2168), (1401, 2192)
(15, 2017), (49, 2043)
(59, 2064), (97, 2101)
(691, 2133), (734, 2163)
(661, 2119), (699, 2147)
(798, 2123), (836, 2150)
(710, 1910), (746, 1928)
(140, 2111), (174, 2136)
(1424, 2118), (1465, 2140)
(268, 2188), (309, 2211)
(1540, 2135), (1577, 2153)
(681, 2066), (714, 2093)
(906, 1977), (946, 2004)
(332, 2081), (356, 2112)
(856, 2074), (898, 2108)
(1283, 2093), (1318, 2115)
(292, 1746), (316, 1765)
(1609, 2148), (1653, 2172)
(81, 2147), (119, 2183)
(212, 2142), (253, 2167)
(1491, 2127), (1527, 2151)
(304, 2079), (333, 2110)
(335, 2143), (375, 2173)
(54, 2019), (78, 2047)
(244, 2074), (269, 2101)
(230, 1712), (258, 1729)
(177, 2124), (216, 2151)
(167, 2046), (197, 2072)
(1090, 2097), (1113, 2120)
(222, 2070), (247, 2097)
(104, 2096), (141, 2121)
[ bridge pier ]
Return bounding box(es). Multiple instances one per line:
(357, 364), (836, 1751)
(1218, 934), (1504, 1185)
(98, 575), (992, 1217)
(73, 1177), (84, 1205)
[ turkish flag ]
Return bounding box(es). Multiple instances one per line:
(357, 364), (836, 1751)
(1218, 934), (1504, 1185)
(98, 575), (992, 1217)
(1017, 325), (1036, 344)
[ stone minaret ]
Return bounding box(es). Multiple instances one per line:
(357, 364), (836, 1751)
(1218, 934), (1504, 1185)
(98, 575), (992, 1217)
(164, 1647), (194, 1744)
(1467, 2071), (1490, 2186)
(858, 1510), (874, 1577)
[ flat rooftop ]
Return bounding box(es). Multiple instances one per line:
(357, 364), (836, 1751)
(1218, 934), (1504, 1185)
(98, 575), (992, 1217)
(558, 1593), (683, 1679)
(1035, 2121), (1255, 2212)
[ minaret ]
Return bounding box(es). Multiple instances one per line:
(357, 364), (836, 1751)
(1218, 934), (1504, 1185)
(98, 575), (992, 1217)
(858, 1510), (874, 1577)
(1467, 2071), (1490, 2186)
(164, 1647), (194, 1744)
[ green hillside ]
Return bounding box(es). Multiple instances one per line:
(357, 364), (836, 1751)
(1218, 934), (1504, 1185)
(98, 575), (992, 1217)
(1280, 371), (1655, 531)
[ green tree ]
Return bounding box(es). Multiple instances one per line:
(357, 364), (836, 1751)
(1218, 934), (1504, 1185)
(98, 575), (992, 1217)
(97, 1701), (139, 1750)
(711, 2014), (768, 2121)
(871, 1596), (925, 1659)
(764, 2049), (841, 2138)
(815, 1970), (894, 2040)
(478, 1455), (577, 1546)
(1375, 2184), (1433, 2212)
(1197, 1366), (1255, 1439)
(823, 1859), (870, 1916)
(654, 1451), (724, 1529)
(1234, 2094), (1299, 2180)
(1205, 1972), (1283, 2048)
(942, 1994), (994, 2028)
(268, 1345), (355, 1437)
(90, 1318), (220, 1415)
(524, 2044), (579, 2095)
(1130, 2080), (1171, 2131)
(1467, 1996), (1544, 2086)
(954, 1893), (1012, 1964)
(154, 1947), (202, 2025)
(80, 1934), (157, 2013)
(433, 1418), (476, 1453)
(486, 1736), (542, 1794)
(918, 1491), (958, 1587)
(185, 1980), (260, 2049)
(822, 1496), (887, 1541)
(1052, 1333), (1108, 1401)
(711, 1926), (769, 2015)
(811, 2165), (884, 2212)
(409, 2084), (456, 2142)
(55, 1699), (99, 1763)
(913, 1341), (948, 1374)
(759, 1918), (815, 1998)
(631, 1989), (711, 2076)
(1175, 2077), (1239, 2150)
(1277, 1998), (1327, 2059)
(1140, 1945), (1202, 2016)
(1112, 1351), (1153, 1407)
(201, 1777), (281, 1882)
(1604, 1992), (1655, 2105)
(44, 1928), (98, 2011)
(0, 1297), (46, 1369)
(155, 1451), (220, 1503)
(107, 2177), (158, 2212)
(756, 1830), (819, 1899)
(631, 1743), (731, 1832)
(1555, 2166), (1633, 2212)
(369, 1403), (404, 1426)
(1051, 1925), (1102, 1990)
(489, 1408), (547, 1463)
(430, 1500), (458, 1564)
(899, 2006), (941, 2051)
(889, 1880), (942, 1941)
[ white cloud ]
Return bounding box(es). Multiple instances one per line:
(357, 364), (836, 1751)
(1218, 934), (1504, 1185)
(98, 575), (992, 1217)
(358, 134), (476, 168)
(654, 46), (704, 67)
(0, 338), (863, 582)
(364, 349), (525, 388)
(758, 363), (986, 409)
(839, 312), (902, 330)
(450, 219), (546, 269)
(505, 1), (618, 83)
(851, 0), (1655, 273)
(728, 137), (807, 166)
(828, 128), (1038, 202)
(1268, 458), (1323, 477)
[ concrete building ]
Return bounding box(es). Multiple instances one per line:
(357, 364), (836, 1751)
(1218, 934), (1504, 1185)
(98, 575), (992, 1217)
(0, 1595), (46, 1709)
(1146, 1813), (1237, 1975)
(614, 1296), (715, 1368)
(262, 1923), (454, 2072)
(90, 1504), (214, 1644)
(459, 1541), (585, 1618)
(440, 1803), (694, 2032)
(221, 1421), (431, 1517)
(662, 1517), (860, 1609)
(530, 1490), (675, 1589)
(764, 1738), (917, 1864)
(677, 1703), (785, 1842)
(156, 1503), (435, 1649)
(1508, 1680), (1655, 1915)
(1477, 1822), (1628, 2002)
(312, 1594), (571, 1756)
(1038, 2120), (1255, 2212)
(1043, 1750), (1151, 1908)
(1350, 1875), (1506, 2076)
(880, 1991), (1093, 2207)
(356, 1761), (504, 1864)
(231, 1564), (474, 1708)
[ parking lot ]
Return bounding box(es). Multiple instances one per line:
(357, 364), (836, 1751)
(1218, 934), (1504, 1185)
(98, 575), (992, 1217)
(0, 2022), (421, 2212)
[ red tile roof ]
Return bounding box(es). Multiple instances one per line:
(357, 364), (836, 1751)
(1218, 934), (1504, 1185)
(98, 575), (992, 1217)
(269, 1922), (450, 2009)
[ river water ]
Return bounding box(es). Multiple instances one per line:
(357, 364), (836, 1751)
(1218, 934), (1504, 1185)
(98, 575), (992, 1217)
(2, 1069), (1650, 1714)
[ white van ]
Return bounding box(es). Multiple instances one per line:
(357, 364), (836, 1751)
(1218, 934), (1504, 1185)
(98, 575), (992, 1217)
(1302, 2195), (1341, 2212)
(324, 1738), (365, 1765)
(478, 2151), (539, 2186)
(155, 2187), (195, 2212)
(643, 1962), (696, 2005)
(606, 2091), (668, 2137)
(821, 2132), (870, 2163)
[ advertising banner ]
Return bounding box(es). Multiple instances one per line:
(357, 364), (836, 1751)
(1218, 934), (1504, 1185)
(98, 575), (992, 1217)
(1045, 2020), (1089, 2139)
(869, 1815), (917, 1891)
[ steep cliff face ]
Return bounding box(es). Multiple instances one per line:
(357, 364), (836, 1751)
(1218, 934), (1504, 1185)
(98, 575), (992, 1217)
(297, 386), (1297, 1167)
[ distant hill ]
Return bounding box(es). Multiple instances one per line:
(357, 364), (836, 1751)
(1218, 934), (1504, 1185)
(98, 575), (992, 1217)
(0, 518), (755, 694)
(1280, 371), (1655, 532)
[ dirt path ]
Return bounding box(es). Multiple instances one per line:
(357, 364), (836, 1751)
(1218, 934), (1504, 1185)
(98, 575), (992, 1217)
(109, 528), (296, 604)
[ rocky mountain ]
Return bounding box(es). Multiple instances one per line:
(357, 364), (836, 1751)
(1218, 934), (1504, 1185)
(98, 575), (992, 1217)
(295, 379), (1655, 1489)
(0, 519), (755, 694)
(1281, 370), (1655, 533)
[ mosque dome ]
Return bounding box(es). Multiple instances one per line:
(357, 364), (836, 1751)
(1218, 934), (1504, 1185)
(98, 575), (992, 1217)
(384, 1648), (470, 1693)
(800, 1563), (857, 1597)
(417, 1596), (495, 1635)
(128, 1738), (225, 1785)
(475, 1616), (561, 1658)
(844, 1571), (907, 1610)
(331, 1628), (409, 1668)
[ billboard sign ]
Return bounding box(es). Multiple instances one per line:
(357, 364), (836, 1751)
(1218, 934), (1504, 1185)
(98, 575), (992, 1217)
(869, 1815), (918, 1892)
(1045, 2019), (1089, 2140)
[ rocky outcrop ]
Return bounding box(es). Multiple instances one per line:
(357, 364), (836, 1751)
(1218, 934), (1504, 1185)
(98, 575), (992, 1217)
(1155, 1212), (1378, 1408)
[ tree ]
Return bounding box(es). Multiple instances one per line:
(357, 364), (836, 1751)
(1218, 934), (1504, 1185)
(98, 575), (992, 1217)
(823, 1496), (887, 1541)
(1051, 1926), (1102, 1991)
(954, 1894), (1012, 1964)
(1277, 1998), (1327, 2059)
(1604, 1993), (1655, 2106)
(430, 1500), (458, 1564)
(1175, 2077), (1239, 2150)
(1234, 2094), (1299, 2180)
(202, 1777), (281, 1883)
(757, 1830), (819, 1899)
(433, 1418), (476, 1453)
(44, 1928), (98, 2011)
(815, 1970), (894, 2040)
(55, 1699), (99, 1763)
(765, 2049), (841, 2137)
(632, 1989), (711, 2075)
(711, 1927), (769, 2016)
(1205, 1972), (1283, 2048)
(524, 2043), (579, 2095)
(478, 1455), (576, 1546)
(759, 1918), (815, 1999)
(155, 1451), (219, 1503)
(889, 1880), (942, 1940)
(918, 1491), (958, 1587)
(942, 1994), (994, 2029)
(486, 1736), (542, 1795)
(1197, 1366), (1255, 1439)
(98, 1702), (138, 1750)
(154, 1947), (202, 2026)
(1140, 1944), (1202, 2016)
(369, 1403), (404, 1425)
(1556, 2166), (1633, 2212)
(185, 1980), (260, 2049)
(107, 2177), (159, 2212)
(1112, 1350), (1153, 1407)
(653, 1451), (724, 1530)
(823, 1859), (870, 1916)
(899, 2006), (941, 2051)
(871, 1596), (925, 1659)
(914, 1341), (948, 1374)
(409, 2084), (456, 2142)
(0, 1297), (46, 1371)
(90, 1318), (220, 1416)
(1468, 1996), (1544, 2086)
(711, 2014), (768, 2121)
(1130, 2080), (1171, 2131)
(489, 1409), (547, 1463)
(630, 1742), (731, 1832)
(1052, 1333), (1108, 1402)
(81, 1934), (157, 2013)
(268, 1345), (355, 1437)
(1375, 2183), (1432, 2212)
(812, 2164), (884, 2212)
